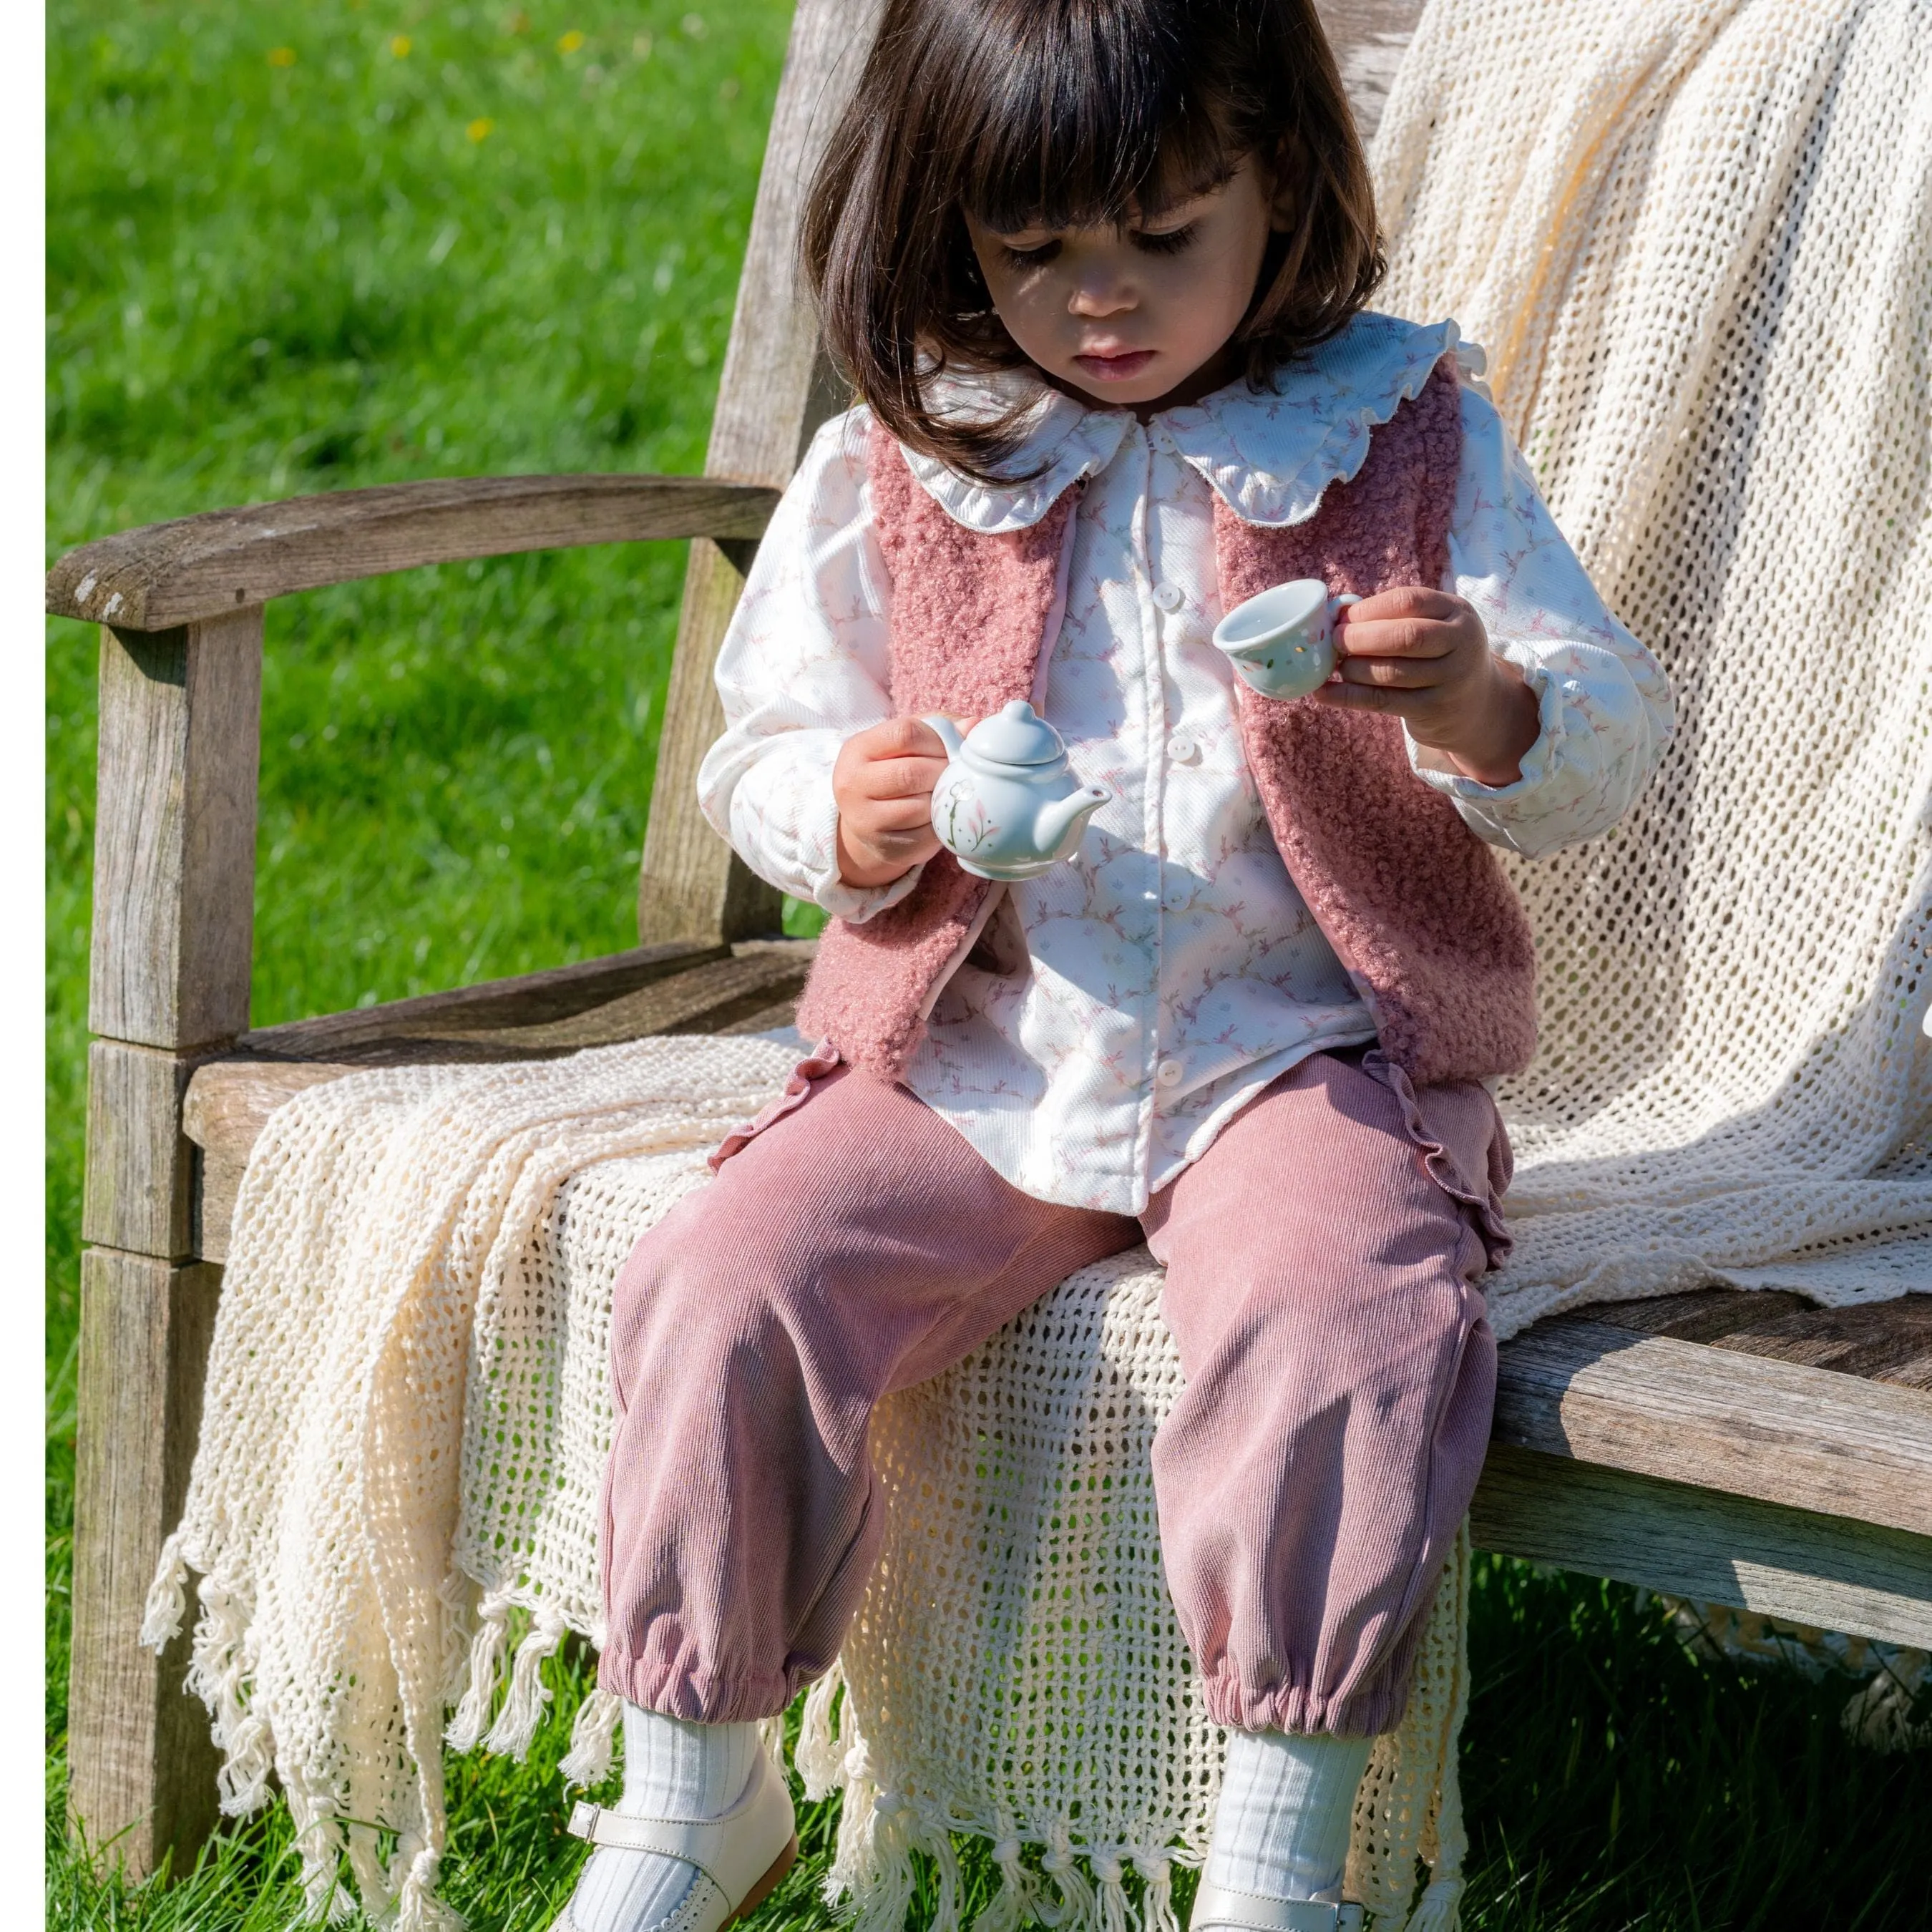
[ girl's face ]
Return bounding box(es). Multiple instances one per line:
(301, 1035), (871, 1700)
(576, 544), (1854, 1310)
(965, 158), (1288, 415)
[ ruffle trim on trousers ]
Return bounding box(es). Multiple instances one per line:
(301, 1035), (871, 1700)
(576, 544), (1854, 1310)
(708, 1040), (844, 1171)
(1360, 1046), (1514, 1272)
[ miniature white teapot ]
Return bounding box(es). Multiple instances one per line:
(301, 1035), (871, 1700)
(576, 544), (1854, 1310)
(927, 701), (1111, 881)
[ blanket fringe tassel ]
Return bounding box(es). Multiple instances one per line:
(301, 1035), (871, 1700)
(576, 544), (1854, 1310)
(560, 1685), (625, 1785)
(796, 1665), (846, 1799)
(482, 1611), (566, 1759)
(444, 1594), (514, 1752)
(1401, 1875), (1465, 1932)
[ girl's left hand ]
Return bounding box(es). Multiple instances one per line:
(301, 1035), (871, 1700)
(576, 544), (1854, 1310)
(1316, 586), (1542, 788)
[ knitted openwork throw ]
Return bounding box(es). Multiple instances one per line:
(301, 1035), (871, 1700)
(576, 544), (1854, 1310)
(141, 1041), (1472, 1929)
(1375, 0), (1932, 1314)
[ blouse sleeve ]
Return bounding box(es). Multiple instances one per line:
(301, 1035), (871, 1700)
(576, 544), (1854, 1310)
(694, 409), (928, 922)
(1405, 381), (1675, 859)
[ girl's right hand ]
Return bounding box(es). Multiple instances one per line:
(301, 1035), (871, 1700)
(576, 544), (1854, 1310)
(834, 716), (953, 887)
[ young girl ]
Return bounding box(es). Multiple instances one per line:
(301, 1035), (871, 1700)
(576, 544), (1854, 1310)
(556, 3), (1671, 1929)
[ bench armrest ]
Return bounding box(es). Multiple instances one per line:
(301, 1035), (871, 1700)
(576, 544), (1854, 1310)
(46, 472), (781, 632)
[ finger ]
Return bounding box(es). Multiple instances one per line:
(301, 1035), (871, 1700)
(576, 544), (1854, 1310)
(1335, 654), (1442, 691)
(864, 714), (952, 758)
(1335, 615), (1460, 660)
(857, 796), (942, 834)
(1338, 585), (1465, 625)
(854, 755), (950, 801)
(1311, 679), (1411, 715)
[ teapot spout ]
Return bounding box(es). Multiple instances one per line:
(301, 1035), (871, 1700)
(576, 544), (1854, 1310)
(1036, 784), (1110, 857)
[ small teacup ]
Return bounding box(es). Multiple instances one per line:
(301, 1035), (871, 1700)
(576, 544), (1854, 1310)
(1211, 579), (1361, 701)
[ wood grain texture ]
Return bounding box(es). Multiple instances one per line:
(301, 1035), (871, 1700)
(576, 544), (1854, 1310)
(47, 475), (780, 633)
(635, 0), (882, 945)
(1471, 1442), (1932, 1649)
(1586, 1286), (1932, 1390)
(1315, 0), (1426, 141)
(231, 940), (728, 1061)
(69, 1250), (223, 1878)
(1493, 1317), (1932, 1538)
(638, 540), (786, 944)
(703, 0), (884, 493)
(89, 613), (263, 1053)
(216, 942), (810, 1068)
(82, 1041), (206, 1262)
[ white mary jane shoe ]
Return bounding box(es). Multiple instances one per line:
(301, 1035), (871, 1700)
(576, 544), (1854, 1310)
(1189, 1880), (1367, 1932)
(550, 1746), (799, 1932)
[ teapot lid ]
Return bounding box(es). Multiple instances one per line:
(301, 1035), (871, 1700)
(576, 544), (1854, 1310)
(965, 699), (1065, 767)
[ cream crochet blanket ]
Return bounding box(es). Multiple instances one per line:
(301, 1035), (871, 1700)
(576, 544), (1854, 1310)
(142, 0), (1931, 1926)
(1375, 0), (1932, 1311)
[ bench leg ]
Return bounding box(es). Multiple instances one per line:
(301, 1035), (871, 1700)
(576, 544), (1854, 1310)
(70, 613), (262, 1877)
(69, 1251), (223, 1876)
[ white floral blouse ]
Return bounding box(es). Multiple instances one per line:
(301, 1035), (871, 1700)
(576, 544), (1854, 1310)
(697, 313), (1674, 1214)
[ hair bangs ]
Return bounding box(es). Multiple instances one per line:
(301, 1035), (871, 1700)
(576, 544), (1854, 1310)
(952, 1), (1239, 236)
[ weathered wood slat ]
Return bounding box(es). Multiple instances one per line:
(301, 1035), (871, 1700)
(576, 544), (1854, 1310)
(232, 940), (731, 1061)
(636, 0), (884, 945)
(82, 1042), (206, 1262)
(1493, 1317), (1932, 1538)
(90, 615), (263, 1053)
(69, 1251), (223, 1872)
(220, 944), (812, 1068)
(1471, 1442), (1932, 1650)
(47, 475), (780, 633)
(1589, 1285), (1932, 1389)
(1315, 0), (1426, 142)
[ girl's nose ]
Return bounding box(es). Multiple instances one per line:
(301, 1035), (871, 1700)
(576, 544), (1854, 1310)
(1068, 273), (1136, 319)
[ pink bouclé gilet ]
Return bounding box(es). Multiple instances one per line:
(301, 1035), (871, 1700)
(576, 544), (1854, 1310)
(796, 358), (1538, 1091)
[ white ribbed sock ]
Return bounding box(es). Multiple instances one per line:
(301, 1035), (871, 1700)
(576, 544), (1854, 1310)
(566, 1708), (763, 1932)
(1200, 1729), (1375, 1911)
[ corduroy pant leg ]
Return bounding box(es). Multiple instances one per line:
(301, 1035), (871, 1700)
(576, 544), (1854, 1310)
(1141, 1050), (1500, 1738)
(598, 1063), (1138, 1722)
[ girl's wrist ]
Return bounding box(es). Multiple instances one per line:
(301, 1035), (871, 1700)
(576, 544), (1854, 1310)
(1435, 664), (1542, 788)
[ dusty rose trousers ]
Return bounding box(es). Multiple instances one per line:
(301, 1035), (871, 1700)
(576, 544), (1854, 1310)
(600, 1050), (1502, 1738)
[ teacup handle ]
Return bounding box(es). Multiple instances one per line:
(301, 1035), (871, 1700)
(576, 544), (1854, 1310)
(1334, 593), (1362, 612)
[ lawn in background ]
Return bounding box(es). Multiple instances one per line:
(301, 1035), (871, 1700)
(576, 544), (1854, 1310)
(46, 3), (1931, 1926)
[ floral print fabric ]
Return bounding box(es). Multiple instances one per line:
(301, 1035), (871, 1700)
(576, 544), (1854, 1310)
(697, 312), (1673, 1212)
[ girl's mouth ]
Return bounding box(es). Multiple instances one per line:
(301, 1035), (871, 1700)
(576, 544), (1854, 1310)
(1073, 348), (1158, 382)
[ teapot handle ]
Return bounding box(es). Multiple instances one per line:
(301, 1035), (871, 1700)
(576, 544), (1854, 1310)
(922, 713), (966, 756)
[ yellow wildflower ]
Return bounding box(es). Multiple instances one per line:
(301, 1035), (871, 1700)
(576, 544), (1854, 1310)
(557, 28), (586, 52)
(390, 34), (412, 57)
(467, 117), (495, 142)
(268, 46), (296, 67)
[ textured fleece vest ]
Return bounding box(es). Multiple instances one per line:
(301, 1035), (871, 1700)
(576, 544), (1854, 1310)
(796, 359), (1538, 1089)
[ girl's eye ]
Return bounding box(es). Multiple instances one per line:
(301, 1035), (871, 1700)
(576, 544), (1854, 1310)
(1133, 223), (1199, 257)
(1000, 239), (1061, 269)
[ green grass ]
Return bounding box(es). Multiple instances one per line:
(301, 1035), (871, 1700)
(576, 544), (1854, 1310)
(45, 3), (1931, 1926)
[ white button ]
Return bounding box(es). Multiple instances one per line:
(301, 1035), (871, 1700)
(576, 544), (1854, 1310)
(1151, 580), (1184, 612)
(1168, 733), (1197, 763)
(1156, 1058), (1185, 1087)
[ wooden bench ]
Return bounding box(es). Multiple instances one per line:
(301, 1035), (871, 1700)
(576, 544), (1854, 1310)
(50, 0), (1932, 1885)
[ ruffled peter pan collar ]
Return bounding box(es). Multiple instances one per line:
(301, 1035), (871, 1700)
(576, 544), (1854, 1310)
(898, 312), (1484, 535)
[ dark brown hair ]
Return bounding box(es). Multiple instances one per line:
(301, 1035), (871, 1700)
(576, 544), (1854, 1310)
(801, 0), (1383, 481)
